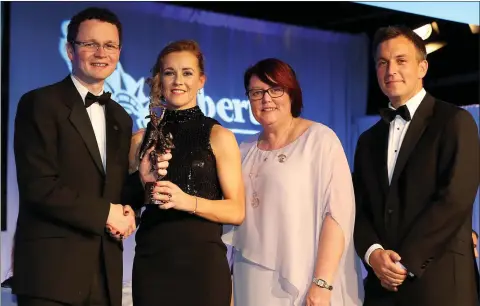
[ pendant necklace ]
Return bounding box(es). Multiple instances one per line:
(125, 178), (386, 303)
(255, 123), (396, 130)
(248, 118), (295, 208)
(248, 150), (271, 208)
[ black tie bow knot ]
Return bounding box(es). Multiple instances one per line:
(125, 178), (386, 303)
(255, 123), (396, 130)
(379, 105), (411, 123)
(85, 91), (111, 108)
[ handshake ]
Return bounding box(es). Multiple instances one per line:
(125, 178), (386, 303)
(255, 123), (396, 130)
(102, 138), (173, 241)
(105, 204), (137, 241)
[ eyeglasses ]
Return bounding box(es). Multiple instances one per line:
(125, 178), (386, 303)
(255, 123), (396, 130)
(71, 41), (121, 53)
(246, 87), (285, 101)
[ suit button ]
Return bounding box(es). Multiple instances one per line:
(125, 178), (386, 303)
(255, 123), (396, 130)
(387, 209), (393, 214)
(421, 264), (426, 269)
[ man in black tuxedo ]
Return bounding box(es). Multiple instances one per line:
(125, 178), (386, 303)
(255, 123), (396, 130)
(12, 7), (141, 306)
(353, 25), (479, 306)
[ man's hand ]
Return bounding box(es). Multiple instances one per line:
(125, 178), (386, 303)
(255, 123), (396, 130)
(123, 205), (135, 218)
(381, 280), (398, 292)
(106, 204), (136, 240)
(138, 147), (172, 185)
(370, 249), (407, 289)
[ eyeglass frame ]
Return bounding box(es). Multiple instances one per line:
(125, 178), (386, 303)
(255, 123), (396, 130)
(70, 40), (121, 53)
(246, 86), (286, 101)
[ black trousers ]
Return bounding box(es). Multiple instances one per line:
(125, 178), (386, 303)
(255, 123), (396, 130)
(17, 249), (110, 306)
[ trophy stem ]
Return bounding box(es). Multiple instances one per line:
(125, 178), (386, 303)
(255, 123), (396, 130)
(139, 104), (174, 206)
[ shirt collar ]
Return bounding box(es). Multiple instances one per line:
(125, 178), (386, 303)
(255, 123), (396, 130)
(70, 74), (104, 104)
(388, 88), (426, 119)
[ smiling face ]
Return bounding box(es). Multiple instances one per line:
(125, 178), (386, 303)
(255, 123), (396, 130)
(66, 19), (120, 87)
(375, 35), (428, 107)
(247, 74), (292, 127)
(160, 51), (206, 110)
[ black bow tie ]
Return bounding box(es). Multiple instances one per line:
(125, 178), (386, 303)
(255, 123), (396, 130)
(379, 105), (411, 123)
(85, 91), (111, 108)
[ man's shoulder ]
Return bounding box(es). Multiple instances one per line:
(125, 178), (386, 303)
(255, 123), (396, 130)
(30, 76), (69, 94)
(431, 96), (463, 114)
(430, 96), (473, 125)
(358, 119), (385, 143)
(19, 77), (69, 106)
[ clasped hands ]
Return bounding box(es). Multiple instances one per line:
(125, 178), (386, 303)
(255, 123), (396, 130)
(105, 204), (136, 241)
(104, 147), (194, 240)
(104, 146), (170, 241)
(139, 147), (197, 211)
(370, 249), (408, 292)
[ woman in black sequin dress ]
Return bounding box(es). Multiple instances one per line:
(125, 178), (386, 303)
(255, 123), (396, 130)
(131, 40), (245, 306)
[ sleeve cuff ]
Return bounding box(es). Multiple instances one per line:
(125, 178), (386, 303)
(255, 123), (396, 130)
(365, 243), (384, 266)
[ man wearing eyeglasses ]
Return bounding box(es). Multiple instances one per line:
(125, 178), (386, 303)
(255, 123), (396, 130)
(12, 7), (153, 306)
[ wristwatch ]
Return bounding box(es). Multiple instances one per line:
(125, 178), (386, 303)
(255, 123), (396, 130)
(312, 277), (333, 291)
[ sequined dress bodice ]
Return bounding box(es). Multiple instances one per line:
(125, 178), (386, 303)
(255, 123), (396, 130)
(135, 106), (224, 254)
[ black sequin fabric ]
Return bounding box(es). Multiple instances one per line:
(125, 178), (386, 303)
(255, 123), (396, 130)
(135, 105), (224, 254)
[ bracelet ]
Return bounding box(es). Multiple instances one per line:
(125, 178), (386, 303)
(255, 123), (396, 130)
(190, 196), (198, 214)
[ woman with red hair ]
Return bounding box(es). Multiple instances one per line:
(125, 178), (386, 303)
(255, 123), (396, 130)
(224, 58), (363, 306)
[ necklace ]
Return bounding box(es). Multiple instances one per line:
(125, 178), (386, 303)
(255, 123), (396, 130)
(248, 150), (268, 208)
(248, 118), (295, 208)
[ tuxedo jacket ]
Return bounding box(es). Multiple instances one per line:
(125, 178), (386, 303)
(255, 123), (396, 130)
(12, 76), (134, 306)
(353, 93), (479, 306)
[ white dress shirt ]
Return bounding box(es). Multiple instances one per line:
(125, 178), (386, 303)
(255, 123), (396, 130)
(70, 75), (107, 171)
(365, 88), (427, 268)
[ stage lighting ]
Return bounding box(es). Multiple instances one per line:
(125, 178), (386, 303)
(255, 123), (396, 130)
(469, 24), (479, 34)
(414, 22), (439, 40)
(414, 22), (445, 54)
(425, 42), (447, 54)
(414, 23), (433, 40)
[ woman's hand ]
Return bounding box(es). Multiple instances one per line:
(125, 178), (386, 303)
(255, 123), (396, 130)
(151, 180), (196, 212)
(305, 284), (332, 306)
(138, 148), (172, 185)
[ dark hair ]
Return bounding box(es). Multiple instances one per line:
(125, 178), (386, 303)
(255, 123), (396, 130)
(473, 229), (479, 239)
(372, 25), (427, 62)
(243, 58), (303, 117)
(67, 7), (122, 46)
(147, 40), (205, 106)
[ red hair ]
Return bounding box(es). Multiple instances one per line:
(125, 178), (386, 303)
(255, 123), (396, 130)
(244, 58), (303, 117)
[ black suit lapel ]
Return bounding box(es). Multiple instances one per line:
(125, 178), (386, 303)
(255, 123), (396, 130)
(390, 93), (435, 185)
(62, 77), (105, 176)
(373, 121), (390, 195)
(105, 101), (121, 180)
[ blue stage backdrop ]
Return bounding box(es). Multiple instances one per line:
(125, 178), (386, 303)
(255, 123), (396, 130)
(2, 2), (369, 282)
